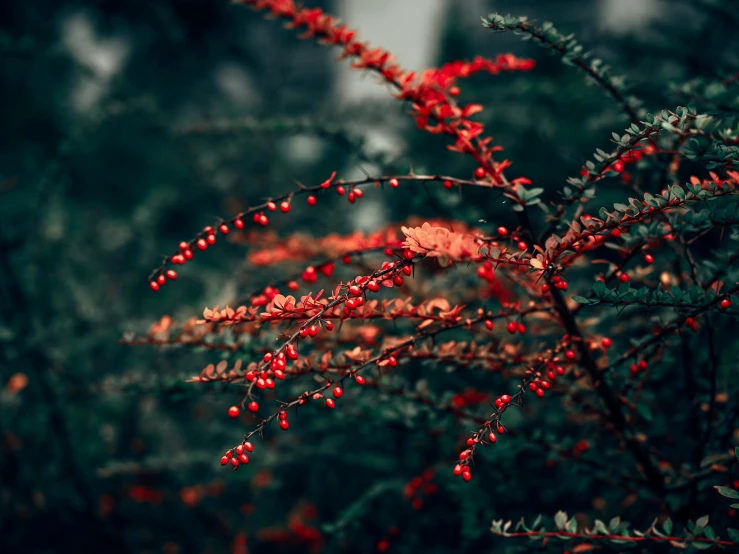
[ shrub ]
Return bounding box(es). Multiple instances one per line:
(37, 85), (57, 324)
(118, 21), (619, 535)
(129, 0), (739, 551)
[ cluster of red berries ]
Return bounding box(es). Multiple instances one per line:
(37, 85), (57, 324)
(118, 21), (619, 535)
(150, 222), (243, 290)
(220, 441), (254, 469)
(630, 360), (649, 375)
(506, 321), (526, 335)
(543, 274), (568, 293)
(528, 377), (551, 397)
(403, 470), (437, 510)
(684, 317), (700, 333)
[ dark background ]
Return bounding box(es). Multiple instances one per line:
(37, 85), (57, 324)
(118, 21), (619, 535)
(1, 1), (738, 553)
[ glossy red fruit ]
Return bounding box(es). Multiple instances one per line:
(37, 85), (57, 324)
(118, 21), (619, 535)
(228, 406), (240, 418)
(248, 401), (259, 412)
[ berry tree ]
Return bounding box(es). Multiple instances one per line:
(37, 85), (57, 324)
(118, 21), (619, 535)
(125, 0), (739, 551)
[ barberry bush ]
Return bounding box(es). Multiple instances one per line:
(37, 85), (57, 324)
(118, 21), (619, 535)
(119, 0), (739, 550)
(3, 0), (739, 552)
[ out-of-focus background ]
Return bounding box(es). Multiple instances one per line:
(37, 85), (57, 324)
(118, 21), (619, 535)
(1, 1), (737, 553)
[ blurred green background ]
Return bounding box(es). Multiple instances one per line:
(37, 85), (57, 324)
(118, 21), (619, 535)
(1, 1), (737, 553)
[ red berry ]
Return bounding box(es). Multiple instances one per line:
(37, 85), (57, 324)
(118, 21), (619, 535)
(325, 320), (334, 331)
(220, 456), (229, 465)
(393, 275), (404, 287)
(601, 337), (612, 348)
(279, 419), (289, 430)
(389, 178), (399, 188)
(307, 195), (317, 206)
(248, 401), (259, 412)
(720, 298), (731, 310)
(368, 280), (380, 292)
(238, 454), (249, 464)
(197, 238), (208, 250)
(474, 167), (486, 179)
(233, 218), (244, 229)
(612, 160), (624, 173)
(565, 350), (576, 360)
(165, 269), (177, 280)
(497, 226), (508, 236)
(325, 398), (335, 409)
(179, 241), (189, 251)
(207, 233), (217, 245)
(619, 273), (629, 283)
(489, 432), (497, 443)
(517, 323), (526, 334)
(443, 180), (452, 188)
(500, 395), (511, 404)
(484, 320), (494, 330)
(184, 249), (193, 260)
(644, 253), (653, 264)
(462, 471), (472, 482)
(333, 387), (343, 398)
(308, 325), (318, 337)
(228, 406), (240, 418)
(336, 186), (345, 195)
(157, 274), (166, 285)
(219, 224), (229, 235)
(517, 241), (527, 250)
(506, 321), (517, 334)
(355, 375), (365, 385)
(266, 201), (276, 211)
(150, 281), (160, 291)
(230, 457), (239, 467)
(280, 201), (290, 213)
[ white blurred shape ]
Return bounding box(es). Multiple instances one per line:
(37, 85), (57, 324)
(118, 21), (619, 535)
(280, 134), (326, 165)
(215, 63), (259, 107)
(334, 0), (445, 102)
(60, 12), (129, 112)
(599, 0), (661, 32)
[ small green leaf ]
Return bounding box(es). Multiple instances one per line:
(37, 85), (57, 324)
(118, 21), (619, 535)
(609, 517), (621, 531)
(663, 517), (673, 535)
(715, 486), (739, 499)
(555, 511), (568, 530)
(695, 515), (709, 535)
(571, 296), (591, 304)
